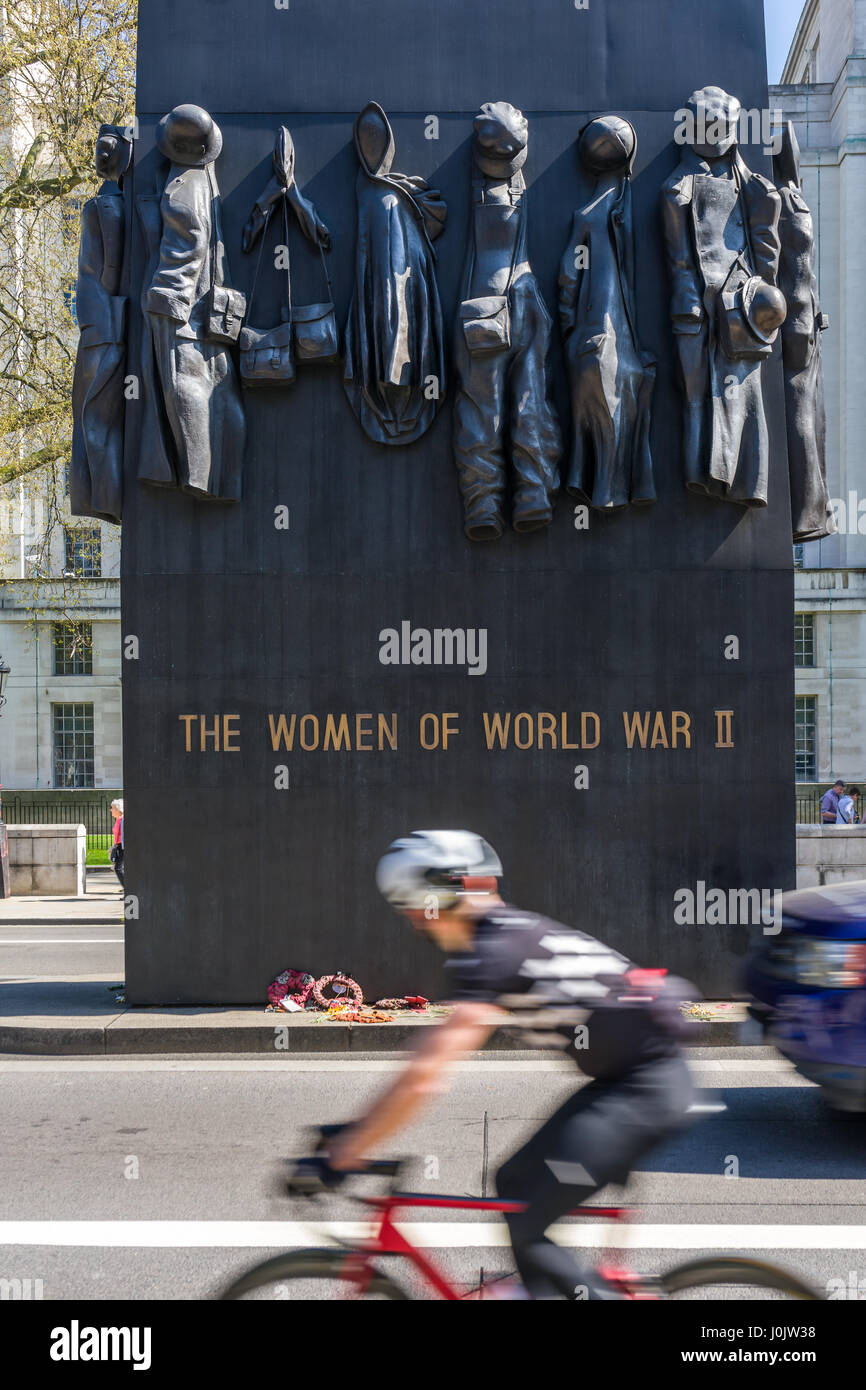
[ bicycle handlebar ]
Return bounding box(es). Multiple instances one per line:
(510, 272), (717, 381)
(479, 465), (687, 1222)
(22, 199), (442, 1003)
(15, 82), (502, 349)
(283, 1124), (404, 1194)
(311, 1123), (403, 1176)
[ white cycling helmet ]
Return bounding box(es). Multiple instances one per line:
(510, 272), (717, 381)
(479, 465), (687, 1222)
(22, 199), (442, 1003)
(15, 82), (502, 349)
(376, 830), (503, 913)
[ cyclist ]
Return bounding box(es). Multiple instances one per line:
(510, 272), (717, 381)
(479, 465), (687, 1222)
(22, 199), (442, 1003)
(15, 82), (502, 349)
(323, 830), (697, 1300)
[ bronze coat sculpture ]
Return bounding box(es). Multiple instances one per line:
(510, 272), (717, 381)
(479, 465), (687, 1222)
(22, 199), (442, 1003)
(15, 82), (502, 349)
(242, 126), (330, 258)
(135, 185), (175, 489)
(660, 87), (786, 508)
(343, 102), (447, 445)
(773, 123), (836, 543)
(70, 125), (133, 525)
(558, 116), (656, 510)
(141, 104), (246, 502)
(241, 127), (336, 385)
(453, 102), (561, 540)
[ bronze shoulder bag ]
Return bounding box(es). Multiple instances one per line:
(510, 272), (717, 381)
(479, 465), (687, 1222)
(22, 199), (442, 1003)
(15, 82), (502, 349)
(459, 178), (522, 356)
(292, 239), (339, 366)
(239, 199), (296, 386)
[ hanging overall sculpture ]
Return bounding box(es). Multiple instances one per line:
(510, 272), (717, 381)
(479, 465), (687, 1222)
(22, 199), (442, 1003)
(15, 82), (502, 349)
(453, 102), (561, 540)
(70, 125), (133, 526)
(660, 87), (786, 508)
(343, 101), (447, 445)
(141, 104), (246, 502)
(773, 122), (836, 543)
(558, 116), (656, 511)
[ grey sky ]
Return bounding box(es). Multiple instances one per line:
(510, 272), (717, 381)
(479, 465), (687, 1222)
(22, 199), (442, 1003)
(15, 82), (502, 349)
(765, 0), (807, 81)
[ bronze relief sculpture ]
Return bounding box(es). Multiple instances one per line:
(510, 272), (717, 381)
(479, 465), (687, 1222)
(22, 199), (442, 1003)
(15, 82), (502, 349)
(453, 102), (561, 540)
(773, 123), (836, 543)
(140, 104), (246, 502)
(241, 127), (337, 386)
(343, 101), (447, 445)
(242, 126), (331, 259)
(558, 116), (656, 511)
(70, 125), (133, 525)
(660, 87), (786, 508)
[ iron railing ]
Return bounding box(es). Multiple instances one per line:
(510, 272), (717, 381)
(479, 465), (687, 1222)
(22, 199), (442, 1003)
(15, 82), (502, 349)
(0, 792), (839, 831)
(2, 796), (117, 840)
(797, 793), (825, 825)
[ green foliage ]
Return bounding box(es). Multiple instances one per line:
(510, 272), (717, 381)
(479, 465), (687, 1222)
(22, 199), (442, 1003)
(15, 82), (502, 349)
(0, 0), (136, 490)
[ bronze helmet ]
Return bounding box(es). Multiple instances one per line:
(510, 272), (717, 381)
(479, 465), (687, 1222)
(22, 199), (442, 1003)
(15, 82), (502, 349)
(156, 104), (223, 168)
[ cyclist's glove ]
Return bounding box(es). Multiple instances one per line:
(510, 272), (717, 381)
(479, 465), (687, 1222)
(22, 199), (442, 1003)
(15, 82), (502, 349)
(286, 1155), (348, 1197)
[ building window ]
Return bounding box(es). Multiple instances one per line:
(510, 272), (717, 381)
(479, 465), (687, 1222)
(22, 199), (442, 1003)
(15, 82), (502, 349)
(24, 546), (47, 579)
(53, 622), (93, 676)
(52, 703), (95, 788)
(64, 526), (101, 578)
(795, 613), (815, 668)
(795, 695), (818, 783)
(793, 544), (805, 570)
(801, 43), (819, 83)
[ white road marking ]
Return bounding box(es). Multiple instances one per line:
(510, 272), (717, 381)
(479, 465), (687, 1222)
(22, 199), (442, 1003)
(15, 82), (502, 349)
(0, 1221), (862, 1250)
(0, 939), (124, 945)
(0, 1058), (797, 1074)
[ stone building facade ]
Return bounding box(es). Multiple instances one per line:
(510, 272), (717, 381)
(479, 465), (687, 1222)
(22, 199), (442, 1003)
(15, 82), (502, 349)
(772, 0), (866, 810)
(0, 504), (122, 794)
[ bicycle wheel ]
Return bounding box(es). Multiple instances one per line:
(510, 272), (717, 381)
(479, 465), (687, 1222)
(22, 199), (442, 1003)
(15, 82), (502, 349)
(659, 1256), (823, 1301)
(221, 1247), (411, 1300)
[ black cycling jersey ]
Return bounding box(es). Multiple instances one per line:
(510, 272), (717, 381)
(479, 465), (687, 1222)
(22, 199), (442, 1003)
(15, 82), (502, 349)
(445, 904), (684, 1078)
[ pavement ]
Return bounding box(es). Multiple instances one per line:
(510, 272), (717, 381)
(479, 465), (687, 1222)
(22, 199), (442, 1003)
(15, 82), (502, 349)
(0, 870), (753, 1055)
(0, 1048), (860, 1300)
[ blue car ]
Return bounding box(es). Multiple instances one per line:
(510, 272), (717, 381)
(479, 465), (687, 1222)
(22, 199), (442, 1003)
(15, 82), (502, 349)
(746, 881), (866, 1112)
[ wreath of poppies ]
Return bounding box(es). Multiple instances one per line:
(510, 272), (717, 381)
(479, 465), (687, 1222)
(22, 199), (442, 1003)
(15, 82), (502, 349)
(313, 973), (363, 1010)
(267, 969), (315, 1009)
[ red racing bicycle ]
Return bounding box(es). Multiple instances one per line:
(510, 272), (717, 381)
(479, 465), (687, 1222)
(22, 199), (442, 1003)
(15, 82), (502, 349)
(222, 1133), (823, 1301)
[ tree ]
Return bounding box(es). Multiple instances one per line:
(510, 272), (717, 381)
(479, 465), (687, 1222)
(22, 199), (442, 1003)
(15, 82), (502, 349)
(0, 0), (135, 607)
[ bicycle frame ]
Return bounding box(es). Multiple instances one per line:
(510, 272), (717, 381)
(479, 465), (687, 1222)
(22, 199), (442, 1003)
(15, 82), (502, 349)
(328, 1192), (635, 1301)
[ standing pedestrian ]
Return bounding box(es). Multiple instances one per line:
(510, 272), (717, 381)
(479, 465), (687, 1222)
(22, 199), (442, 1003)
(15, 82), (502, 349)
(110, 798), (124, 885)
(837, 787), (860, 825)
(820, 779), (845, 825)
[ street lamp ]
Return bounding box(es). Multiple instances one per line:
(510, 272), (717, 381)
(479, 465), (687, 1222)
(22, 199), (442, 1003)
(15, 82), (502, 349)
(0, 654), (9, 896)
